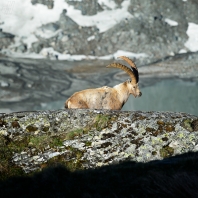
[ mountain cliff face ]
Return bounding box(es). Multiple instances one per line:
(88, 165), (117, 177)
(1, 0), (198, 64)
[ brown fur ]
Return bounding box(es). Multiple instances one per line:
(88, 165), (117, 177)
(65, 86), (121, 110)
(65, 81), (141, 110)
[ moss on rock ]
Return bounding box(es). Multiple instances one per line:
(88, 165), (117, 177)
(160, 146), (174, 158)
(181, 119), (193, 132)
(0, 135), (26, 180)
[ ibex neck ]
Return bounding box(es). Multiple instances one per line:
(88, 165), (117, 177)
(113, 82), (130, 104)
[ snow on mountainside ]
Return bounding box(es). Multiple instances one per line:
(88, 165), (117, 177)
(185, 23), (198, 52)
(0, 0), (132, 36)
(0, 0), (198, 61)
(0, 0), (136, 60)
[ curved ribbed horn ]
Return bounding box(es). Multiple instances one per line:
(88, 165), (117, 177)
(118, 56), (139, 82)
(106, 63), (137, 84)
(118, 56), (137, 69)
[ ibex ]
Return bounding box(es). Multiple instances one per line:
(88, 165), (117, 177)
(65, 56), (142, 110)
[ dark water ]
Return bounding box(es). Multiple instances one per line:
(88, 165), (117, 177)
(33, 78), (198, 116)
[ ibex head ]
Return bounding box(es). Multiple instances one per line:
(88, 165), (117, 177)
(107, 56), (142, 98)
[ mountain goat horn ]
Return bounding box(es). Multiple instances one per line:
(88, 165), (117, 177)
(106, 63), (137, 84)
(118, 56), (139, 82)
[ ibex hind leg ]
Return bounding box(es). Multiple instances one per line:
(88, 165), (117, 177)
(66, 100), (88, 109)
(65, 100), (68, 108)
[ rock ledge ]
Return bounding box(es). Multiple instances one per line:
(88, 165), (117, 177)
(0, 109), (198, 178)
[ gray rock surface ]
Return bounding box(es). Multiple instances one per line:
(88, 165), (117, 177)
(66, 0), (103, 15)
(0, 30), (14, 50)
(31, 0), (54, 9)
(0, 109), (198, 177)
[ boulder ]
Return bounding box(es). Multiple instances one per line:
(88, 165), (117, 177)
(0, 109), (197, 179)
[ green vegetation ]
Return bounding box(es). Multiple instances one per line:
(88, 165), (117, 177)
(181, 119), (193, 132)
(160, 146), (174, 158)
(64, 114), (111, 140)
(0, 133), (66, 180)
(0, 135), (26, 180)
(29, 134), (64, 149)
(93, 114), (110, 131)
(46, 147), (85, 172)
(65, 129), (84, 140)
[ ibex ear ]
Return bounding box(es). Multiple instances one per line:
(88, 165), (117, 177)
(127, 79), (131, 83)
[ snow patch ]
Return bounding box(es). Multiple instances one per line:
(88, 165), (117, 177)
(39, 49), (148, 60)
(185, 23), (198, 52)
(0, 0), (132, 55)
(0, 0), (67, 37)
(66, 0), (132, 33)
(23, 34), (38, 49)
(0, 0), (16, 17)
(165, 18), (178, 26)
(0, 81), (9, 87)
(114, 50), (148, 59)
(40, 47), (89, 61)
(2, 47), (148, 61)
(0, 0), (132, 37)
(87, 35), (95, 41)
(179, 49), (187, 54)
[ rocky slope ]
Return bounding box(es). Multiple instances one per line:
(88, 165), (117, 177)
(1, 0), (198, 64)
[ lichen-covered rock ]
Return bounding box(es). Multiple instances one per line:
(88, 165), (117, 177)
(0, 109), (197, 179)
